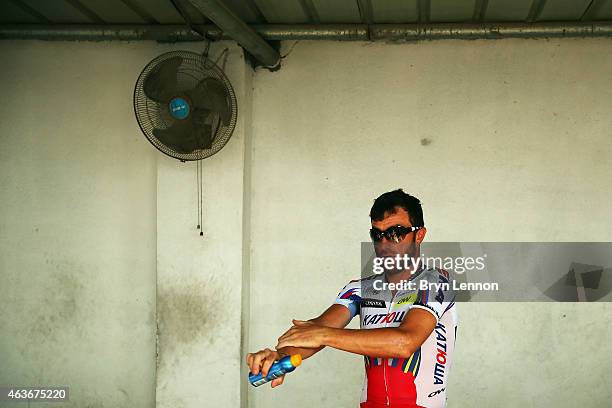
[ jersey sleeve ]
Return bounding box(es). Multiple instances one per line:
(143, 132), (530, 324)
(411, 268), (456, 321)
(333, 279), (362, 320)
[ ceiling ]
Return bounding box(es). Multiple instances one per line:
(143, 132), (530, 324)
(2, 0), (611, 68)
(2, 0), (611, 25)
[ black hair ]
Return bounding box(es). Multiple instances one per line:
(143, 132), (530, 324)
(369, 189), (424, 227)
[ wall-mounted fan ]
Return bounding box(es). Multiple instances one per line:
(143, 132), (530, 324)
(134, 49), (237, 236)
(133, 50), (237, 161)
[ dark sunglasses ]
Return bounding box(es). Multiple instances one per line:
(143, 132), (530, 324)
(369, 225), (423, 243)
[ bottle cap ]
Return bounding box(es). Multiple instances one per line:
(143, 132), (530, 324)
(290, 354), (302, 367)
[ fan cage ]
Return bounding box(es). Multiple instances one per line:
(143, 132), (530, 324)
(133, 50), (238, 161)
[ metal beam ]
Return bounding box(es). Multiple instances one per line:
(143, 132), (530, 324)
(2, 23), (612, 42)
(171, 0), (207, 36)
(0, 24), (208, 41)
(257, 24), (368, 40)
(0, 24), (369, 41)
(368, 22), (612, 40)
(243, 0), (268, 23)
(186, 0), (279, 68)
(172, 0), (209, 25)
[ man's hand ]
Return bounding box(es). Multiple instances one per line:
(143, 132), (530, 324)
(276, 319), (330, 349)
(246, 348), (286, 388)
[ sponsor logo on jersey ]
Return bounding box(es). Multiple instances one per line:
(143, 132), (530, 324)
(361, 298), (386, 308)
(433, 322), (448, 385)
(396, 293), (418, 306)
(428, 387), (445, 398)
(363, 311), (406, 325)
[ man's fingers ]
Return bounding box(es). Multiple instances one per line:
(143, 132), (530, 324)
(279, 331), (297, 343)
(278, 328), (297, 343)
(276, 339), (292, 349)
(261, 354), (276, 377)
(250, 354), (262, 375)
(271, 375), (285, 388)
(278, 328), (294, 340)
(247, 353), (257, 373)
(251, 349), (270, 375)
(292, 319), (308, 325)
(249, 348), (278, 376)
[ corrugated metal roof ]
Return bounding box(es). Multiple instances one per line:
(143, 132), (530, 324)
(1, 0), (611, 25)
(2, 0), (611, 69)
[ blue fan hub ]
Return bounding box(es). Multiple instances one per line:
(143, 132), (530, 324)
(169, 97), (190, 120)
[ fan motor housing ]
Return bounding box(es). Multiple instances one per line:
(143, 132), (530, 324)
(169, 95), (191, 120)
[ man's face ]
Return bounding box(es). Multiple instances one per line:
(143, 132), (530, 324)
(371, 207), (425, 271)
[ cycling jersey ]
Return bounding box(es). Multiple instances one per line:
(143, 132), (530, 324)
(334, 266), (458, 408)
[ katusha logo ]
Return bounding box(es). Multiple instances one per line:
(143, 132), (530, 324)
(363, 311), (407, 326)
(433, 323), (448, 385)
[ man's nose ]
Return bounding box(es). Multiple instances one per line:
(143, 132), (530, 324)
(376, 238), (397, 252)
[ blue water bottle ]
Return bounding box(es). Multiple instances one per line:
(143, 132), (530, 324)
(248, 354), (302, 387)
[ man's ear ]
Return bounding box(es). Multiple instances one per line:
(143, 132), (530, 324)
(416, 227), (427, 244)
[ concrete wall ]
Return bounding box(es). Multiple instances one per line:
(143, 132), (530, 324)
(0, 41), (158, 407)
(247, 39), (612, 408)
(1, 36), (611, 408)
(0, 39), (253, 408)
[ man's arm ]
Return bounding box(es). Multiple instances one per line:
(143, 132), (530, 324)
(324, 308), (436, 358)
(247, 276), (363, 388)
(246, 303), (352, 388)
(276, 304), (352, 359)
(277, 307), (437, 359)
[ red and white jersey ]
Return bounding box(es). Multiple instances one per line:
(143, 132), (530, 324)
(334, 267), (458, 408)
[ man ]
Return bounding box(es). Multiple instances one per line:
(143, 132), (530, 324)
(247, 189), (458, 408)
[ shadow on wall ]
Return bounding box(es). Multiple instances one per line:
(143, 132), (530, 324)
(156, 276), (225, 370)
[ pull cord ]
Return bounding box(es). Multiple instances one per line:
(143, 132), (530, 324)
(196, 158), (204, 237)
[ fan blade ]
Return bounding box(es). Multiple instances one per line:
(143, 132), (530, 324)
(191, 109), (215, 150)
(153, 120), (194, 154)
(188, 77), (232, 126)
(196, 123), (214, 150)
(152, 110), (214, 154)
(143, 56), (183, 103)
